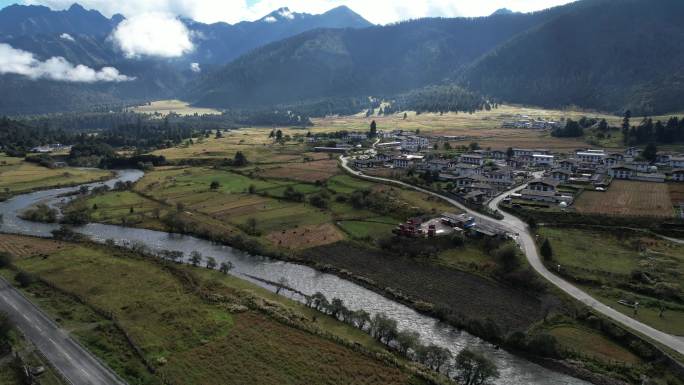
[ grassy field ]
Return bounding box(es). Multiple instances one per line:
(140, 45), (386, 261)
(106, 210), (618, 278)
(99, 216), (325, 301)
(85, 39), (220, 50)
(547, 324), (642, 365)
(0, 157), (111, 197)
(128, 100), (221, 116)
(1, 236), (426, 385)
(575, 181), (675, 218)
(538, 227), (684, 335)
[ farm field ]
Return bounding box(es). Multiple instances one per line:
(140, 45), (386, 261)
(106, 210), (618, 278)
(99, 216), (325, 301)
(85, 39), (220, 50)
(128, 99), (221, 116)
(574, 181), (675, 218)
(538, 227), (684, 335)
(1, 237), (425, 385)
(0, 158), (111, 197)
(670, 183), (684, 206)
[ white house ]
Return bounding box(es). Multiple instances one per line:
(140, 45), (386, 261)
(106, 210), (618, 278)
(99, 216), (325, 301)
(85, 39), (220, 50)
(669, 157), (684, 169)
(576, 151), (606, 164)
(533, 154), (555, 167)
(672, 169), (684, 182)
(609, 166), (637, 180)
(460, 154), (485, 166)
(401, 136), (429, 152)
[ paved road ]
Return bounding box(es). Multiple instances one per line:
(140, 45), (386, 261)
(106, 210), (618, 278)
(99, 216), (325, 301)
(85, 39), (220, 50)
(340, 156), (684, 355)
(0, 277), (127, 385)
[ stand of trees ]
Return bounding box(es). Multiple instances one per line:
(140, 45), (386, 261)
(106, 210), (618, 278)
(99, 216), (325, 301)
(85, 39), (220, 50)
(304, 291), (500, 383)
(623, 115), (684, 145)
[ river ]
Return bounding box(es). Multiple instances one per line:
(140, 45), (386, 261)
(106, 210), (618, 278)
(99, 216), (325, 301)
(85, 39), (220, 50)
(0, 170), (590, 385)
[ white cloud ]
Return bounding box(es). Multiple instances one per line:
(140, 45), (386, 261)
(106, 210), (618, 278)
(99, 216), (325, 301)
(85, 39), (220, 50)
(190, 62), (201, 73)
(59, 32), (75, 41)
(26, 0), (578, 25)
(111, 13), (194, 58)
(0, 43), (134, 82)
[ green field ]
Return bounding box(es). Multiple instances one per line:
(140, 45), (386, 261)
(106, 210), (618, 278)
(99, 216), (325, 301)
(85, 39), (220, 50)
(0, 157), (111, 197)
(548, 325), (642, 365)
(539, 227), (684, 335)
(2, 238), (425, 385)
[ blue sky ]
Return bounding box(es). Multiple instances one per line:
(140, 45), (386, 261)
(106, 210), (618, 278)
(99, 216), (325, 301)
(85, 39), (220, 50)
(2, 1), (578, 24)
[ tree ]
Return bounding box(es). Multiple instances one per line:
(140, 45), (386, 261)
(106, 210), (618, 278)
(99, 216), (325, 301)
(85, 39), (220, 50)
(622, 110), (632, 142)
(210, 180), (221, 190)
(370, 313), (398, 344)
(351, 309), (371, 330)
(403, 112), (408, 120)
(642, 143), (657, 163)
(15, 271), (36, 288)
(494, 244), (520, 272)
(246, 217), (258, 235)
(233, 151), (248, 166)
(276, 277), (289, 294)
(598, 119), (609, 132)
(329, 298), (346, 320)
(275, 129), (284, 141)
(454, 349), (500, 385)
(190, 251), (203, 267)
(469, 142), (480, 151)
(417, 344), (451, 372)
(369, 120), (377, 138)
(206, 256), (217, 269)
(396, 330), (420, 355)
(219, 261), (234, 274)
(540, 239), (553, 261)
(506, 147), (514, 159)
(0, 253), (12, 268)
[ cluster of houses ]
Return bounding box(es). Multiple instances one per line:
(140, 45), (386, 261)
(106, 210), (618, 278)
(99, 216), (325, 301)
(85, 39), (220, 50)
(29, 143), (71, 153)
(349, 138), (684, 208)
(501, 116), (561, 130)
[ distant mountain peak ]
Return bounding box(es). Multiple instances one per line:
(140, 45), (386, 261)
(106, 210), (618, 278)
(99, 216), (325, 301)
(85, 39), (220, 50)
(491, 8), (515, 16)
(260, 7), (297, 23)
(67, 3), (86, 12)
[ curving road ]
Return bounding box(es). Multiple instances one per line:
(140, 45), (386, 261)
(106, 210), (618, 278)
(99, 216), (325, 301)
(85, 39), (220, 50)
(340, 156), (684, 355)
(0, 276), (127, 385)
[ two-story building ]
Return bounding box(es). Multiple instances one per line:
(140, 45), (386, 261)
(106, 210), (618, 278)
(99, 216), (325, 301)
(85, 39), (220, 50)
(609, 166), (637, 180)
(576, 150), (606, 164)
(533, 154), (555, 167)
(672, 169), (684, 182)
(460, 154), (485, 166)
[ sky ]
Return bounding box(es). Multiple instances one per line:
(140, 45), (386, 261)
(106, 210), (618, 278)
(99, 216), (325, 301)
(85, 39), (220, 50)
(1, 0), (578, 25)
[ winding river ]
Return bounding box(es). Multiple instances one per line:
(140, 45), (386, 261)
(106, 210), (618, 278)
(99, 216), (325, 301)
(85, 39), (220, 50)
(0, 170), (590, 385)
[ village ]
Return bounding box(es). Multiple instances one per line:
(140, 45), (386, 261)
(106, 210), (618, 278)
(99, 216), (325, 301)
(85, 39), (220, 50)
(309, 123), (684, 236)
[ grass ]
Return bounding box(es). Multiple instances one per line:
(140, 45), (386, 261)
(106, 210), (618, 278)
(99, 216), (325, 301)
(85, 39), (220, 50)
(128, 100), (221, 116)
(3, 238), (424, 385)
(0, 160), (111, 196)
(575, 181), (675, 218)
(548, 324), (642, 365)
(337, 219), (398, 239)
(538, 226), (684, 336)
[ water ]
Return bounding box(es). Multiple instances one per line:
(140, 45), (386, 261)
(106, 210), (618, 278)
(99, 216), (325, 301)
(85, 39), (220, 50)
(0, 170), (589, 385)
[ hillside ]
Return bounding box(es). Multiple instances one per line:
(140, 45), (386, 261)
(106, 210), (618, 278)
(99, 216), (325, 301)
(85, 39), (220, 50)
(462, 0), (684, 115)
(190, 11), (558, 108)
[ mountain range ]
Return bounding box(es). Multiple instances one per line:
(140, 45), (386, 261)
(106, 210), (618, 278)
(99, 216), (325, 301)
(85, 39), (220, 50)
(1, 0), (683, 116)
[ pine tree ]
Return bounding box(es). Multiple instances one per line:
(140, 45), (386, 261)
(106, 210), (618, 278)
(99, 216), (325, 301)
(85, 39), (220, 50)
(540, 239), (553, 261)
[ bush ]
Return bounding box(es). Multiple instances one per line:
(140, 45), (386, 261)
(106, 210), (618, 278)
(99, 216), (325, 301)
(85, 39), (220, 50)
(15, 271), (36, 288)
(0, 253), (11, 268)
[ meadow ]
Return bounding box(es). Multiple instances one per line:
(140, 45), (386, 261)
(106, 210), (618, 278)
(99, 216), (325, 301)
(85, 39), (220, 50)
(128, 100), (222, 117)
(538, 227), (684, 336)
(0, 235), (427, 385)
(0, 155), (111, 198)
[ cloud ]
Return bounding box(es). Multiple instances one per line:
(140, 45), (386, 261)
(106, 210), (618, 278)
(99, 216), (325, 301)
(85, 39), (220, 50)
(59, 32), (75, 41)
(111, 13), (194, 58)
(190, 62), (201, 73)
(26, 0), (578, 25)
(0, 43), (134, 82)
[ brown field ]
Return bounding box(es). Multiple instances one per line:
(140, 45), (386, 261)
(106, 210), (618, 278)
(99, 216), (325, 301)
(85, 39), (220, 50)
(575, 181), (675, 218)
(128, 99), (221, 116)
(669, 183), (684, 206)
(258, 159), (340, 182)
(0, 234), (70, 257)
(266, 223), (346, 250)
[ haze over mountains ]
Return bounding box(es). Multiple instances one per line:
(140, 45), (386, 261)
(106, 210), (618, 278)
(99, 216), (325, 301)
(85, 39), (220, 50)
(1, 0), (683, 115)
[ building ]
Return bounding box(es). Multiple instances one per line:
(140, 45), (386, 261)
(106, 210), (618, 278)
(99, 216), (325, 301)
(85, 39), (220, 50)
(401, 136), (429, 152)
(533, 154), (555, 167)
(672, 169), (684, 182)
(551, 169), (572, 183)
(460, 154), (485, 166)
(559, 159), (579, 172)
(454, 163), (482, 177)
(669, 157), (684, 169)
(576, 151), (606, 164)
(609, 166), (637, 180)
(490, 150), (507, 160)
(513, 148), (549, 157)
(528, 178), (560, 193)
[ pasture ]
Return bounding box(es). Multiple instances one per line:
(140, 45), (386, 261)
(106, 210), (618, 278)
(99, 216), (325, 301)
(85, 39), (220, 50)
(128, 99), (221, 116)
(0, 160), (111, 196)
(574, 181), (675, 218)
(3, 239), (422, 385)
(547, 325), (642, 365)
(539, 227), (684, 335)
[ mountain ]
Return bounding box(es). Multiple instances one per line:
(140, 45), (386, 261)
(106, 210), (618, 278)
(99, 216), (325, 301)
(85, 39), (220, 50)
(491, 8), (515, 16)
(0, 4), (120, 37)
(182, 6), (372, 64)
(0, 3), (372, 114)
(189, 10), (561, 108)
(462, 0), (684, 115)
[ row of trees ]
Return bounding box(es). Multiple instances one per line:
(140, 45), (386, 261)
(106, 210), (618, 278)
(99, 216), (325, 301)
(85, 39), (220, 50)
(304, 292), (499, 384)
(158, 249), (234, 274)
(622, 113), (684, 145)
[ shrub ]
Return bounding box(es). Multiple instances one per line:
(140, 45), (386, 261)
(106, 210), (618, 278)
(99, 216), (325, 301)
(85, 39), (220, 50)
(15, 271), (36, 288)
